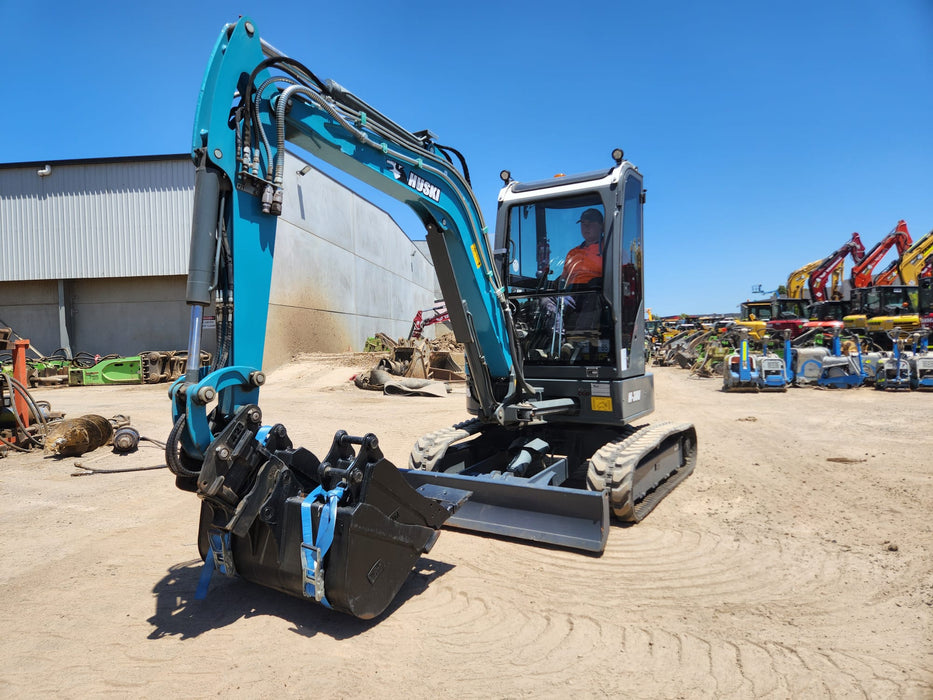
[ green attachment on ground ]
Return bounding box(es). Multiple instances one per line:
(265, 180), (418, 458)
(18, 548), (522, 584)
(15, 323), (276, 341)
(69, 357), (143, 386)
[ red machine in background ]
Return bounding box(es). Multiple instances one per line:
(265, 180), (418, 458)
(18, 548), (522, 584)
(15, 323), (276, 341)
(875, 227), (933, 286)
(408, 305), (450, 339)
(852, 220), (912, 288)
(807, 233), (865, 302)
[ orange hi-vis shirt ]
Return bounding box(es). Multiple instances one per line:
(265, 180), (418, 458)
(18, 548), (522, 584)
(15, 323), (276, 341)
(563, 242), (602, 284)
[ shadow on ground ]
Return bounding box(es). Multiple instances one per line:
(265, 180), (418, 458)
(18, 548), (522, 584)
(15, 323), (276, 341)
(146, 556), (454, 640)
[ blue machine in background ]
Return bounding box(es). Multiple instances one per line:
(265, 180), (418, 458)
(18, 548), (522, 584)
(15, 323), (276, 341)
(874, 329), (912, 391)
(815, 329), (865, 389)
(722, 329), (760, 392)
(909, 330), (933, 389)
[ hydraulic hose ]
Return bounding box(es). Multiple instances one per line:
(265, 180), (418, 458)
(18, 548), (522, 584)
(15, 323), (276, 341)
(2, 373), (47, 449)
(0, 433), (30, 452)
(253, 75), (298, 173)
(72, 351), (99, 368)
(164, 414), (201, 478)
(271, 83), (491, 283)
(435, 143), (471, 187)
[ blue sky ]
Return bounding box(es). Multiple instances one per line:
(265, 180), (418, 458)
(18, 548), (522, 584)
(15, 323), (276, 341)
(5, 1), (932, 316)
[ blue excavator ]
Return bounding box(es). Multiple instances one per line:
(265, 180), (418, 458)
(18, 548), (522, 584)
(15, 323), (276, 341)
(165, 18), (698, 618)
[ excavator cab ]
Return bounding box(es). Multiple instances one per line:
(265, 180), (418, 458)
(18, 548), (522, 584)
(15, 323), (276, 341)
(503, 197), (614, 367)
(492, 166), (650, 424)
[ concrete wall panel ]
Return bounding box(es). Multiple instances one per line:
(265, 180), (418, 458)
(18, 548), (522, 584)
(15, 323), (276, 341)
(269, 221), (357, 314)
(286, 172), (354, 249)
(70, 276), (196, 357)
(353, 258), (394, 322)
(263, 153), (437, 366)
(263, 306), (356, 368)
(72, 276), (182, 304)
(0, 280), (58, 305)
(72, 299), (189, 356)
(354, 204), (416, 275)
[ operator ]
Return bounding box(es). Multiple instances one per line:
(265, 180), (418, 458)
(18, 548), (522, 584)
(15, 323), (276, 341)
(561, 208), (604, 286)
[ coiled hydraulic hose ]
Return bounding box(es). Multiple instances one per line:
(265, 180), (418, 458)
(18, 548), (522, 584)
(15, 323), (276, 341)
(1, 373), (49, 451)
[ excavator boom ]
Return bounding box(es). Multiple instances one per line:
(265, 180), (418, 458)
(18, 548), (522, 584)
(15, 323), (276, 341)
(807, 232), (865, 302)
(852, 220), (912, 288)
(894, 228), (933, 285)
(786, 259), (821, 299)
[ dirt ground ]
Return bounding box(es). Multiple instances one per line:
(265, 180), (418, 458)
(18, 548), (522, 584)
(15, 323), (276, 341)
(1, 354), (931, 698)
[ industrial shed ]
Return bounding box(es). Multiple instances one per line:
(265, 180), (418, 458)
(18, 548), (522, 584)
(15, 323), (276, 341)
(0, 153), (437, 369)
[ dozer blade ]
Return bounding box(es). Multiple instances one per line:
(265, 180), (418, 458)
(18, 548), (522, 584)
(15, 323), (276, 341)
(402, 469), (609, 553)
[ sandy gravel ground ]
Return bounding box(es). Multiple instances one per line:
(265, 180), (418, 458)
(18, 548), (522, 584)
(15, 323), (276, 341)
(1, 354), (931, 698)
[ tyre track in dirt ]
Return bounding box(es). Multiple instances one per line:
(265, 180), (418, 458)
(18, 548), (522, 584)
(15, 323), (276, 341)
(386, 524), (932, 697)
(391, 576), (928, 698)
(447, 526), (850, 614)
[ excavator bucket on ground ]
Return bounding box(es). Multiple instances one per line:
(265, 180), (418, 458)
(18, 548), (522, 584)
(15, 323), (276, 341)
(181, 405), (469, 619)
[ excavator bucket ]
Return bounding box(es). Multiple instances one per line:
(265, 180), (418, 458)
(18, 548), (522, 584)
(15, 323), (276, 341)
(183, 405), (470, 619)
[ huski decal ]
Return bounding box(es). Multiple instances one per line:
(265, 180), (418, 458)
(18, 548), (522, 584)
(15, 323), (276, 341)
(386, 159), (442, 202)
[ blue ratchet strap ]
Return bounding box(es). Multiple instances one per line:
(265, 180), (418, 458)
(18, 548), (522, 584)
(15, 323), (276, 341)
(255, 425), (273, 445)
(195, 528), (236, 600)
(299, 484), (346, 606)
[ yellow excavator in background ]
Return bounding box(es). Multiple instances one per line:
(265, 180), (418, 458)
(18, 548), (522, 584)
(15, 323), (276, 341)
(786, 259), (822, 299)
(846, 225), (930, 338)
(876, 227), (933, 286)
(786, 259), (843, 300)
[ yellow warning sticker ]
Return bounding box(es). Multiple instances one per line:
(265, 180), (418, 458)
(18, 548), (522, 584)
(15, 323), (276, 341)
(591, 397), (613, 412)
(471, 244), (481, 268)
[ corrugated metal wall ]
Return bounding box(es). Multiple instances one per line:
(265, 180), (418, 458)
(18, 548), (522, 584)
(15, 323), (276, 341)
(0, 156), (192, 281)
(0, 153), (442, 366)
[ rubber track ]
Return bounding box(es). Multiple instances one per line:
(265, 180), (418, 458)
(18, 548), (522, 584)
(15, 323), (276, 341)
(586, 421), (698, 522)
(408, 418), (483, 471)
